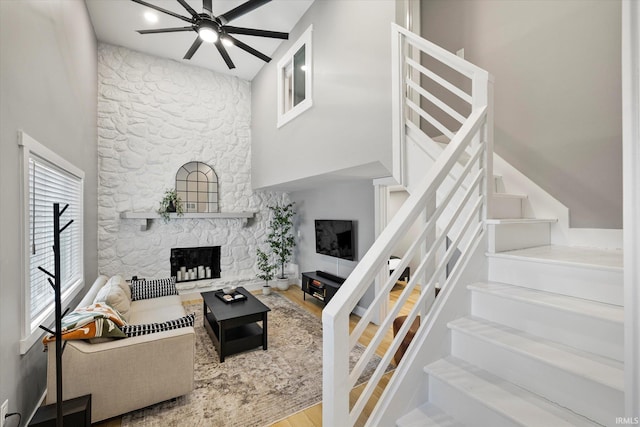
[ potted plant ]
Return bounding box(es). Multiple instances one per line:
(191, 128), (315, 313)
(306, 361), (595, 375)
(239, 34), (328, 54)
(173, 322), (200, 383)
(157, 188), (184, 222)
(256, 248), (276, 295)
(266, 202), (296, 290)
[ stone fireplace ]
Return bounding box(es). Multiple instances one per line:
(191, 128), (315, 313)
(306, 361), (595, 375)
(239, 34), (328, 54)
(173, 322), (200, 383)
(170, 246), (221, 282)
(96, 44), (291, 290)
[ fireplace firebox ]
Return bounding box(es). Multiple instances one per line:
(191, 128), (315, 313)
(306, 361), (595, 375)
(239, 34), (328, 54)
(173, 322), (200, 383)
(170, 246), (221, 282)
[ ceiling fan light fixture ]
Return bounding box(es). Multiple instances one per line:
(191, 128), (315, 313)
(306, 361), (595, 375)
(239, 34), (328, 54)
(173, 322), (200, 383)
(144, 11), (158, 23)
(221, 36), (234, 47)
(198, 25), (218, 43)
(132, 0), (290, 70)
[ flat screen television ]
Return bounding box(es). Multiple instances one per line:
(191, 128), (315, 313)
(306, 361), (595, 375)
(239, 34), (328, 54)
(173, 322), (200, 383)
(315, 219), (356, 261)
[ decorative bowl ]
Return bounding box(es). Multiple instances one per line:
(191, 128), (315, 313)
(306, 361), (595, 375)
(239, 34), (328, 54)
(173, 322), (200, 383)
(223, 285), (237, 295)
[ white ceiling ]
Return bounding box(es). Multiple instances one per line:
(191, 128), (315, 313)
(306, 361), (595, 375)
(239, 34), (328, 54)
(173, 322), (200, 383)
(85, 0), (314, 81)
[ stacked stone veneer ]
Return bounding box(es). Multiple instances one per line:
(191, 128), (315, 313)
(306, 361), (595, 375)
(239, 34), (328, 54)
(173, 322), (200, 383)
(97, 43), (287, 286)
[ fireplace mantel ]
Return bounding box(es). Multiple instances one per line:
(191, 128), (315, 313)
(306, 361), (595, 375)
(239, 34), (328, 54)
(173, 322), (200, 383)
(120, 211), (255, 230)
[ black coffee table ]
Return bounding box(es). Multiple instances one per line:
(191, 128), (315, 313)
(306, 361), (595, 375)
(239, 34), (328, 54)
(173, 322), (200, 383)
(201, 287), (271, 362)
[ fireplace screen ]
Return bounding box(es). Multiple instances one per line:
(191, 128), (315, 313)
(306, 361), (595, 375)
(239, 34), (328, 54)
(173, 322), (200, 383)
(175, 161), (219, 213)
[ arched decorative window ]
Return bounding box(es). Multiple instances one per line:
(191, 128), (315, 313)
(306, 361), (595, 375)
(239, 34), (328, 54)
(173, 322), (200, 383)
(175, 162), (219, 213)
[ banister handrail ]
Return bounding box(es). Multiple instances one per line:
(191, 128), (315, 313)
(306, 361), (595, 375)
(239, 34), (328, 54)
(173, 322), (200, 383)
(323, 24), (493, 427)
(394, 24), (488, 80)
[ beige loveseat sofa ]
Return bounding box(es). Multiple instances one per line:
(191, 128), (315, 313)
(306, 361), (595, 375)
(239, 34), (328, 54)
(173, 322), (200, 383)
(46, 275), (195, 422)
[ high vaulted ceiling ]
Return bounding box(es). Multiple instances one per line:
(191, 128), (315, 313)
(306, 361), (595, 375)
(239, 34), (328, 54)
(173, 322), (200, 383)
(85, 0), (314, 80)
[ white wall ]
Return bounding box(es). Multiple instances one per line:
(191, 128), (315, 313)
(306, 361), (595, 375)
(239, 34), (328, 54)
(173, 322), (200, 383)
(0, 0), (98, 420)
(421, 0), (622, 229)
(97, 44), (286, 284)
(290, 180), (376, 308)
(251, 0), (396, 190)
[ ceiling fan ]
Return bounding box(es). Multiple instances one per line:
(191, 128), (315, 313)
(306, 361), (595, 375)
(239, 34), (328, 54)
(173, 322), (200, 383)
(131, 0), (288, 69)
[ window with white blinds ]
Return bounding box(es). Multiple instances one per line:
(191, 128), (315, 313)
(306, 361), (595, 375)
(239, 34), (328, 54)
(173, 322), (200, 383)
(19, 131), (84, 353)
(29, 155), (83, 324)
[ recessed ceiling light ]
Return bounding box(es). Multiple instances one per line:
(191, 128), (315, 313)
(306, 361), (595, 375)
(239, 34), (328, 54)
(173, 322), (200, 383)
(144, 11), (158, 23)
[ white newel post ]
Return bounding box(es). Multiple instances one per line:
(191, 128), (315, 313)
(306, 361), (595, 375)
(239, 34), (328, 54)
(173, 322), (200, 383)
(323, 310), (350, 426)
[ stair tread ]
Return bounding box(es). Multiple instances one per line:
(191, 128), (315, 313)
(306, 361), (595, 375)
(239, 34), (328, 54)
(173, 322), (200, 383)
(425, 357), (601, 427)
(492, 193), (526, 199)
(485, 218), (557, 224)
(448, 316), (624, 391)
(490, 245), (623, 270)
(468, 282), (623, 324)
(397, 403), (467, 427)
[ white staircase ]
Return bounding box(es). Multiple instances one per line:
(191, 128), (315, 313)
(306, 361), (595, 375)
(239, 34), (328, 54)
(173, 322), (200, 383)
(397, 244), (624, 426)
(386, 24), (624, 425)
(390, 71), (626, 425)
(322, 24), (627, 427)
(396, 96), (624, 427)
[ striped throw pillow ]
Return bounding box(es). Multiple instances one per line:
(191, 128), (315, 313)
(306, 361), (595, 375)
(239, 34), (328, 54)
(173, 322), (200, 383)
(130, 277), (177, 301)
(120, 313), (195, 337)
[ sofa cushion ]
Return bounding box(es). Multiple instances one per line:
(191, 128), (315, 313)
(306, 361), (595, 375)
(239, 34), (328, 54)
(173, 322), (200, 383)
(94, 284), (130, 315)
(120, 313), (195, 337)
(107, 275), (131, 301)
(79, 275), (109, 308)
(130, 277), (177, 301)
(129, 295), (186, 324)
(94, 280), (131, 321)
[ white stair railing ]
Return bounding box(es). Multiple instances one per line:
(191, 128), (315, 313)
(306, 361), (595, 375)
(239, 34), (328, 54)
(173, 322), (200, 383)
(322, 24), (493, 427)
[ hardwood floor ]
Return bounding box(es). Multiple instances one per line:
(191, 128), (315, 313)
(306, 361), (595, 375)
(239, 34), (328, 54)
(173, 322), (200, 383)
(94, 284), (420, 427)
(271, 283), (420, 427)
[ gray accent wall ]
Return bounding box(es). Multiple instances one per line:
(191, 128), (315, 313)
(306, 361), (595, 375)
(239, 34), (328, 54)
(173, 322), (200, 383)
(251, 0), (396, 190)
(422, 0), (622, 228)
(0, 0), (98, 420)
(290, 180), (376, 309)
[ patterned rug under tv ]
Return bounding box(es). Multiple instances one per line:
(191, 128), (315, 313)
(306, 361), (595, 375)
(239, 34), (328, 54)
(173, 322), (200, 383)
(121, 292), (388, 427)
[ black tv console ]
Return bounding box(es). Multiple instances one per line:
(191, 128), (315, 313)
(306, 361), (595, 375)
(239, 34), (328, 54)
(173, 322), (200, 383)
(301, 271), (345, 306)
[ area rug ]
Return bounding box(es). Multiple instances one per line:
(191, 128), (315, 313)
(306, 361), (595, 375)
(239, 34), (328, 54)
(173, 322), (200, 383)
(121, 292), (387, 427)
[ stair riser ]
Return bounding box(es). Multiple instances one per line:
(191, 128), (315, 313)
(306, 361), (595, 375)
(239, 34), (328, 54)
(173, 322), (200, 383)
(487, 222), (550, 252)
(451, 330), (623, 426)
(489, 196), (523, 219)
(471, 291), (623, 361)
(427, 375), (518, 427)
(396, 403), (465, 427)
(488, 256), (624, 305)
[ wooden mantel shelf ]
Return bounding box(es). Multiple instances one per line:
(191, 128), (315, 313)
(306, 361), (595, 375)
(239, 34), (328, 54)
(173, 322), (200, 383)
(120, 211), (255, 230)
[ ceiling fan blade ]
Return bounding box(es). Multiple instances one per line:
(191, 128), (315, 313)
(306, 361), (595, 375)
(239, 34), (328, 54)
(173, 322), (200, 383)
(226, 35), (271, 62)
(184, 37), (204, 59)
(215, 41), (236, 69)
(218, 0), (271, 24)
(131, 0), (193, 23)
(176, 0), (198, 17)
(203, 0), (213, 15)
(137, 26), (194, 34)
(224, 26), (288, 39)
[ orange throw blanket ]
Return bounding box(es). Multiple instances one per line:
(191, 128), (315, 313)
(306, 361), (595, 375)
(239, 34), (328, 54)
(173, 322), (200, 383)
(43, 302), (127, 344)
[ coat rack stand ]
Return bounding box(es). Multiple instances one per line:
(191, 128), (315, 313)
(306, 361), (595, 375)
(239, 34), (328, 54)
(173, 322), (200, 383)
(29, 203), (91, 427)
